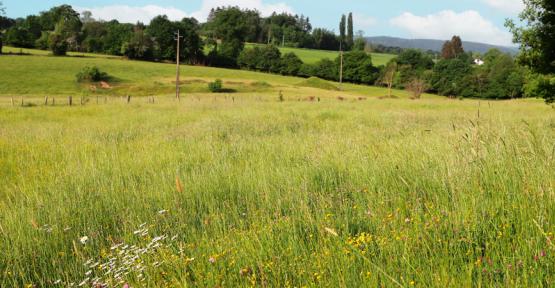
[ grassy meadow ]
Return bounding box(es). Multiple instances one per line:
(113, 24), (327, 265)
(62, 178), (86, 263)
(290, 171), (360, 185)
(0, 50), (554, 287)
(246, 43), (396, 65)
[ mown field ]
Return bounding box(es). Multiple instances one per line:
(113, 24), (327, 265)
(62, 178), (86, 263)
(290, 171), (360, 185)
(246, 43), (396, 65)
(0, 51), (554, 287)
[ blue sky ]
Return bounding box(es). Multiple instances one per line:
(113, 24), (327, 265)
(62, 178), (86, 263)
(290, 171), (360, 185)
(2, 0), (524, 46)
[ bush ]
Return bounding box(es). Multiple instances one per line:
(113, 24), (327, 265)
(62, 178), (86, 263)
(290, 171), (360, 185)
(76, 66), (109, 82)
(48, 32), (67, 56)
(281, 52), (303, 76)
(208, 79), (223, 92)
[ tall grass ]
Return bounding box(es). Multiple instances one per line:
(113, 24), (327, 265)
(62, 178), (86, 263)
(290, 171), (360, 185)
(0, 96), (553, 287)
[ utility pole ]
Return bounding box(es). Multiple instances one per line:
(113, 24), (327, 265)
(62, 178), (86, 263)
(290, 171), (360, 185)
(175, 30), (183, 101)
(339, 41), (344, 90)
(282, 34), (285, 47)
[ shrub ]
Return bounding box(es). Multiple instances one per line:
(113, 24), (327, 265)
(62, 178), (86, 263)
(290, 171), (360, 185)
(76, 66), (109, 82)
(48, 32), (67, 56)
(208, 79), (223, 93)
(281, 52), (303, 76)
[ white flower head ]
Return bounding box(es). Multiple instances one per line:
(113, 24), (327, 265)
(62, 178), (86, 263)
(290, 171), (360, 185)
(80, 236), (89, 245)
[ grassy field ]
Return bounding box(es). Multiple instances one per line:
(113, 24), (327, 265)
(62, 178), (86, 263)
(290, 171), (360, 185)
(0, 47), (405, 99)
(246, 43), (395, 66)
(0, 51), (554, 287)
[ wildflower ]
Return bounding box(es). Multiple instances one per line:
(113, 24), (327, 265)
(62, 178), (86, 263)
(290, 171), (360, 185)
(158, 209), (168, 215)
(209, 257), (216, 263)
(410, 280), (415, 285)
(240, 267), (252, 276)
(80, 236), (89, 245)
(53, 279), (62, 285)
(405, 218), (411, 224)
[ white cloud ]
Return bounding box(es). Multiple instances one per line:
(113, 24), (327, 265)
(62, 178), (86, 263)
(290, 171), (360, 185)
(482, 0), (524, 14)
(190, 0), (294, 21)
(390, 10), (513, 46)
(76, 5), (189, 24)
(353, 13), (377, 30)
(77, 1), (294, 24)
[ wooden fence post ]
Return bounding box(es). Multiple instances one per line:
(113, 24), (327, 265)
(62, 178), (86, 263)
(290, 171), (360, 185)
(52, 98), (55, 106)
(126, 95), (131, 104)
(11, 97), (14, 107)
(68, 96), (73, 106)
(20, 97), (24, 106)
(44, 96), (49, 106)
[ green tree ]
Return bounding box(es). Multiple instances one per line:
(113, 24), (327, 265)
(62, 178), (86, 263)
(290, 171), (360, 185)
(5, 26), (34, 47)
(281, 52), (303, 76)
(394, 49), (434, 88)
(81, 21), (107, 53)
(122, 24), (154, 60)
(312, 58), (337, 80)
(506, 0), (555, 74)
(102, 20), (133, 55)
(206, 7), (250, 66)
(338, 50), (379, 84)
(347, 12), (354, 50)
(177, 17), (203, 64)
(430, 58), (473, 96)
(148, 15), (177, 60)
(506, 0), (555, 104)
(339, 15), (346, 46)
(352, 31), (366, 51)
(258, 45), (282, 73)
(311, 28), (339, 50)
(48, 31), (67, 56)
(41, 5), (82, 51)
(238, 46), (261, 70)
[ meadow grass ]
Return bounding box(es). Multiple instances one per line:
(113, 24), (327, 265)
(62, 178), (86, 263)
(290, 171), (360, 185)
(0, 53), (554, 287)
(245, 43), (395, 66)
(0, 51), (408, 99)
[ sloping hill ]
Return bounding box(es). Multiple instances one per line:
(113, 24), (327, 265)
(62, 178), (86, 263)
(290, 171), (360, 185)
(246, 44), (396, 66)
(366, 36), (518, 54)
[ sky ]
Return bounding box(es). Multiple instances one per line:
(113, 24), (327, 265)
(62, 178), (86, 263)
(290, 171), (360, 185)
(2, 0), (525, 46)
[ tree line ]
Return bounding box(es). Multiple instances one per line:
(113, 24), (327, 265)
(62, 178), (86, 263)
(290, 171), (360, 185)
(0, 3), (553, 103)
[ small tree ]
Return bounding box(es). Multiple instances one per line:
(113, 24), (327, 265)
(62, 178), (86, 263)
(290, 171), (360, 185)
(208, 79), (223, 92)
(406, 77), (428, 99)
(380, 61), (398, 98)
(48, 32), (67, 56)
(281, 52), (303, 76)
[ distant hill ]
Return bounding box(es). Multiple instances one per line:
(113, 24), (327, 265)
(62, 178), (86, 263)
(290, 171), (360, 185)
(366, 36), (518, 55)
